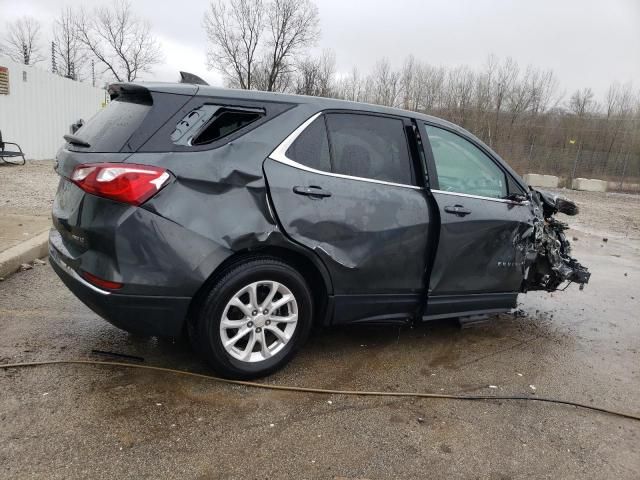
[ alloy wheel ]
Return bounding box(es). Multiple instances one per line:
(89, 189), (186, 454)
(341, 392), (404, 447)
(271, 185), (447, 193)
(219, 280), (299, 362)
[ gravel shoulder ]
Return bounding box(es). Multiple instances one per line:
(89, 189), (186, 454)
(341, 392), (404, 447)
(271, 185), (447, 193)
(0, 160), (58, 216)
(0, 161), (58, 255)
(547, 187), (640, 240)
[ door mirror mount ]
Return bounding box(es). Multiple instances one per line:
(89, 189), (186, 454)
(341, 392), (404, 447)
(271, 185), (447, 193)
(504, 192), (527, 203)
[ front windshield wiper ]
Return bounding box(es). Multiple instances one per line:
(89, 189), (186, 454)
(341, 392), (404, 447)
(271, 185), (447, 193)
(63, 134), (91, 148)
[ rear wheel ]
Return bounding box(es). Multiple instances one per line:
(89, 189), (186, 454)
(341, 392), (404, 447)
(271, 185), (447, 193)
(190, 258), (313, 379)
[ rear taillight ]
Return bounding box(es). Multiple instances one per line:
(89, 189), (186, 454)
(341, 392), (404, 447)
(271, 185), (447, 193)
(70, 163), (171, 206)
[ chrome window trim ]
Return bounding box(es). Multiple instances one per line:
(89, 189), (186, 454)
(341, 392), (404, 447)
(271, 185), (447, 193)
(268, 112), (422, 191)
(431, 189), (530, 205)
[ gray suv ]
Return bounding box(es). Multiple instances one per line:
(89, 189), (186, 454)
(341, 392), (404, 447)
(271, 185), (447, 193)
(50, 82), (589, 378)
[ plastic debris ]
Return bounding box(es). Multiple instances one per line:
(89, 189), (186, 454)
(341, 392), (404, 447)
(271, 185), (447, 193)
(488, 385), (498, 389)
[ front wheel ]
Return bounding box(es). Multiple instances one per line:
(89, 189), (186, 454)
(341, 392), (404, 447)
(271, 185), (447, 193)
(190, 258), (313, 379)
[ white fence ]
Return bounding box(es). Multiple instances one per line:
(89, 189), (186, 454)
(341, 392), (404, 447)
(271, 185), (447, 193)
(0, 56), (107, 160)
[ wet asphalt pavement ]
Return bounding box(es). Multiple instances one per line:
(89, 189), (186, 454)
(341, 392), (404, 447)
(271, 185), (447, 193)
(1, 207), (640, 479)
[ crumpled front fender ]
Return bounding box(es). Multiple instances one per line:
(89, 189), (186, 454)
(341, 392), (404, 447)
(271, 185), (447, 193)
(522, 189), (590, 292)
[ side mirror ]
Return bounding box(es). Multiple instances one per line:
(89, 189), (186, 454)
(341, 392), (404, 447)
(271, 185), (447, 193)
(70, 119), (84, 134)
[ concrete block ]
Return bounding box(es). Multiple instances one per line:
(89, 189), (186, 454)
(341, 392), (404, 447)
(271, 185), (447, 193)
(523, 173), (559, 188)
(607, 181), (640, 192)
(571, 178), (607, 192)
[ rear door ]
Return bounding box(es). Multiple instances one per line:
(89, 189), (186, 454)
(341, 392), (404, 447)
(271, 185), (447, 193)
(264, 111), (432, 324)
(420, 123), (534, 318)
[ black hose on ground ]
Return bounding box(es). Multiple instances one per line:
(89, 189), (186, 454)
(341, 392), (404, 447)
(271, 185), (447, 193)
(1, 359), (639, 422)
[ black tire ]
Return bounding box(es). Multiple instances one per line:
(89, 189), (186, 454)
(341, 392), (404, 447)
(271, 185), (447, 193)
(189, 257), (314, 379)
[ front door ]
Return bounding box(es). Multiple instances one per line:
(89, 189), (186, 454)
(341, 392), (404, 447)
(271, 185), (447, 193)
(420, 123), (534, 318)
(265, 111), (432, 324)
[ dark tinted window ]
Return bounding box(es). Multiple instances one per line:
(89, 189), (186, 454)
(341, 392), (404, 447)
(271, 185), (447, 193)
(285, 117), (331, 171)
(325, 113), (413, 185)
(192, 109), (263, 145)
(425, 124), (507, 198)
(71, 95), (151, 152)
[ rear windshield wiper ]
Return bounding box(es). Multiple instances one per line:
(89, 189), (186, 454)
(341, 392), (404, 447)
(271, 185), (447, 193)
(63, 134), (91, 148)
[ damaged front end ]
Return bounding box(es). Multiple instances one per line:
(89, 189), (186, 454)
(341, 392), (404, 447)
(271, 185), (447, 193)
(522, 189), (591, 292)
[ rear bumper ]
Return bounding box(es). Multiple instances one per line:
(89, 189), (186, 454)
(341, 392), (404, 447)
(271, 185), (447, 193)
(50, 242), (191, 337)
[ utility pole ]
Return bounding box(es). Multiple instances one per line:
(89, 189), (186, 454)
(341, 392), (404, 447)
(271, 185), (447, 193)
(51, 41), (57, 74)
(91, 60), (95, 87)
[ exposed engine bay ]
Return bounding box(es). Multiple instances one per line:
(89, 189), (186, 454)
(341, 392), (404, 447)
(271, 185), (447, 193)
(523, 188), (591, 292)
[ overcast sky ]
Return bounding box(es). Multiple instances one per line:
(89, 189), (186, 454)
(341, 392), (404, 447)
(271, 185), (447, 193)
(2, 0), (639, 100)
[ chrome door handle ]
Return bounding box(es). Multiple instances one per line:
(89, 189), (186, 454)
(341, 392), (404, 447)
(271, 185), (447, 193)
(444, 204), (471, 216)
(293, 186), (332, 198)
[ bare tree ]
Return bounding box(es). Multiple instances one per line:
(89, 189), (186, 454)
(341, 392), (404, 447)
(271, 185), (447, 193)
(259, 0), (319, 91)
(294, 49), (335, 96)
(369, 58), (400, 107)
(76, 0), (163, 82)
(491, 57), (519, 145)
(419, 64), (445, 113)
(401, 55), (426, 111)
(204, 0), (319, 92)
(2, 17), (45, 65)
(444, 66), (475, 127)
(334, 67), (366, 102)
(52, 8), (86, 79)
(568, 88), (596, 117)
(204, 0), (263, 89)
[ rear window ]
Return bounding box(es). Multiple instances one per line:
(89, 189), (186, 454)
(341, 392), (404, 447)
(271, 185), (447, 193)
(171, 106), (264, 146)
(70, 95), (151, 152)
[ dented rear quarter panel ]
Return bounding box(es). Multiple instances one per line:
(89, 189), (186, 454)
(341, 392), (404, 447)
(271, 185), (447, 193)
(137, 104), (334, 293)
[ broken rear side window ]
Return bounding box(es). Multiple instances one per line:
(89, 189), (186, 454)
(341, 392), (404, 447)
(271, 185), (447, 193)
(171, 106), (264, 146)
